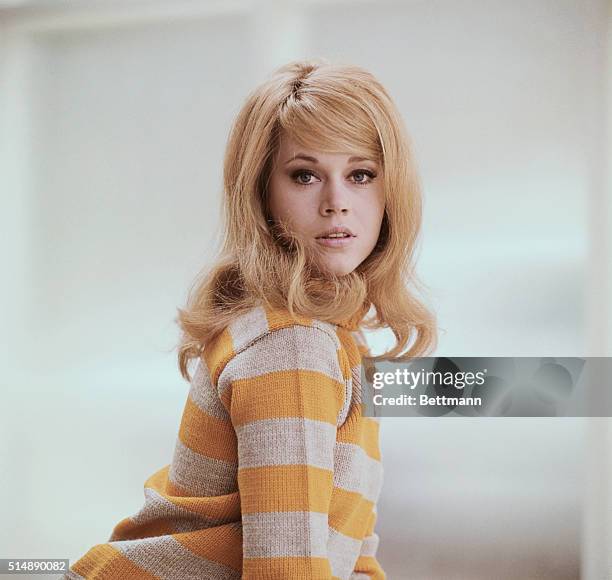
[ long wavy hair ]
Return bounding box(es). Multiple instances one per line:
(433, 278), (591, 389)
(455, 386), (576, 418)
(176, 58), (438, 382)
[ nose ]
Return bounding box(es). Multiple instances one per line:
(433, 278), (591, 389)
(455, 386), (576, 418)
(319, 177), (350, 216)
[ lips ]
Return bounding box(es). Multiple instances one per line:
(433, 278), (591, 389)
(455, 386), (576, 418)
(316, 225), (355, 239)
(318, 233), (352, 239)
(316, 235), (355, 248)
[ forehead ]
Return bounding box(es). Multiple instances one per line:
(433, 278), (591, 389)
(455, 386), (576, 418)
(276, 132), (375, 164)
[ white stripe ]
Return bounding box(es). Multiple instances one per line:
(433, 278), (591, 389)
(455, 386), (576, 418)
(242, 511), (328, 558)
(217, 324), (344, 408)
(236, 417), (336, 470)
(128, 486), (232, 530)
(169, 438), (237, 496)
(351, 365), (363, 405)
(328, 526), (363, 579)
(359, 532), (380, 557)
(311, 319), (342, 347)
(113, 535), (240, 580)
(189, 359), (230, 421)
(333, 441), (384, 502)
(227, 305), (270, 352)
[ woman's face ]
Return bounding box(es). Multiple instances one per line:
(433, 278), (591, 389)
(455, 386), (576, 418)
(267, 133), (385, 277)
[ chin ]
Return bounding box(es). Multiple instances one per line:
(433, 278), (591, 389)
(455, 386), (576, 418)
(324, 262), (357, 277)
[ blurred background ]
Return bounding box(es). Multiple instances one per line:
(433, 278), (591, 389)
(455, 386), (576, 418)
(1, 0), (611, 578)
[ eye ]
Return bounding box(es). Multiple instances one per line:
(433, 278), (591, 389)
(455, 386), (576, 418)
(292, 170), (319, 186)
(290, 169), (378, 187)
(352, 169), (377, 186)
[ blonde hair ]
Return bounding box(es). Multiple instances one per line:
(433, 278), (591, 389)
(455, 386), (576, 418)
(176, 58), (437, 382)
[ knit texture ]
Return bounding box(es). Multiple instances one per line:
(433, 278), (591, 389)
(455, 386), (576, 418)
(62, 304), (385, 579)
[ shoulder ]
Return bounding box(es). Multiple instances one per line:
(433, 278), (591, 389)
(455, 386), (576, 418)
(202, 304), (345, 382)
(202, 304), (353, 425)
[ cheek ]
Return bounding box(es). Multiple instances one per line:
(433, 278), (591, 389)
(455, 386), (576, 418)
(359, 200), (385, 238)
(271, 197), (301, 223)
(268, 191), (313, 234)
(271, 190), (313, 223)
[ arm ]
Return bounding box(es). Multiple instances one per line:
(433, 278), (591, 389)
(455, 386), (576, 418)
(351, 509), (386, 579)
(216, 324), (346, 579)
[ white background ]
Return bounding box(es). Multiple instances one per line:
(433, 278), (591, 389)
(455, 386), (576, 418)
(1, 1), (611, 578)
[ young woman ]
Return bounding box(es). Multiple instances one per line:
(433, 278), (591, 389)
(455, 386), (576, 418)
(63, 58), (437, 580)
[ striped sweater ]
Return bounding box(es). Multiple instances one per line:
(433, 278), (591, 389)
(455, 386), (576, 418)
(63, 304), (385, 579)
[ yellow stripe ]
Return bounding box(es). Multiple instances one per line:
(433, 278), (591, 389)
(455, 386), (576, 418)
(360, 417), (381, 460)
(204, 327), (235, 386)
(264, 308), (314, 331)
(173, 524), (242, 571)
(179, 395), (236, 461)
(110, 516), (176, 542)
(335, 326), (362, 367)
(365, 509), (377, 537)
(71, 543), (160, 579)
(328, 487), (375, 539)
(239, 464), (333, 513)
(145, 466), (241, 521)
(230, 369), (344, 427)
(242, 556), (331, 577)
(337, 418), (381, 460)
(354, 555), (386, 578)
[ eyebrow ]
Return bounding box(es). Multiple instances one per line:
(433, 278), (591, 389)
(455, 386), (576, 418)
(284, 154), (373, 165)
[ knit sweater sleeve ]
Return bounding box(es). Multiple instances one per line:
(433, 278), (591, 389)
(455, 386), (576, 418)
(216, 323), (347, 579)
